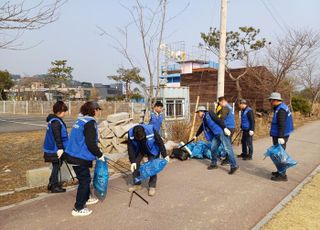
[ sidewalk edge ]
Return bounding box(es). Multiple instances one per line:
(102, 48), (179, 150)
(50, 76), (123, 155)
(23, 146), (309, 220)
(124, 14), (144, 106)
(251, 164), (320, 230)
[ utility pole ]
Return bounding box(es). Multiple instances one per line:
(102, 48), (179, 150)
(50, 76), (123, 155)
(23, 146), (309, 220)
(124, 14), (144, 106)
(217, 0), (228, 99)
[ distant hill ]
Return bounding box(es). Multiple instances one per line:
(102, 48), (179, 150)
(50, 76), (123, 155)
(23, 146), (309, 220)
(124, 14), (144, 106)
(10, 74), (21, 81)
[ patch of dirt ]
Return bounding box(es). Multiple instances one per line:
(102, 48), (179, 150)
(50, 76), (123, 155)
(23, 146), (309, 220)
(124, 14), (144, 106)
(263, 173), (320, 230)
(0, 130), (47, 193)
(0, 127), (130, 207)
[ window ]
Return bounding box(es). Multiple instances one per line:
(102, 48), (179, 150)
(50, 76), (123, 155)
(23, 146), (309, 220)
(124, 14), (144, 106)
(165, 99), (184, 118)
(175, 100), (183, 117)
(166, 100), (174, 117)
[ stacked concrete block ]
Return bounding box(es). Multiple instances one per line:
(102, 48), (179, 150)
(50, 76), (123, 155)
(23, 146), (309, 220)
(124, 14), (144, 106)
(98, 112), (137, 154)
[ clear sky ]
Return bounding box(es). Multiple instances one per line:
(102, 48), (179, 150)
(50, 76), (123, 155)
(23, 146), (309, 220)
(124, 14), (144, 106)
(0, 0), (319, 84)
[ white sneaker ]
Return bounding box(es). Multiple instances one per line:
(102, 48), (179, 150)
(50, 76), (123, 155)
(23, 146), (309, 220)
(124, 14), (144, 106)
(148, 187), (156, 196)
(72, 208), (92, 217)
(86, 197), (99, 206)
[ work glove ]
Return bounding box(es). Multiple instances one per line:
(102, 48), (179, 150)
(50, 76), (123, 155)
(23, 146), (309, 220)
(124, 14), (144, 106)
(130, 163), (137, 173)
(224, 128), (231, 136)
(57, 149), (64, 159)
(164, 156), (170, 163)
(249, 130), (254, 136)
(278, 138), (285, 145)
(98, 155), (105, 161)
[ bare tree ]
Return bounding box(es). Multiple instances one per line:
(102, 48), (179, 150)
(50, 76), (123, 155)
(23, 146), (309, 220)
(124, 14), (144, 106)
(0, 0), (65, 49)
(201, 26), (268, 99)
(299, 61), (320, 113)
(266, 29), (320, 91)
(98, 0), (188, 108)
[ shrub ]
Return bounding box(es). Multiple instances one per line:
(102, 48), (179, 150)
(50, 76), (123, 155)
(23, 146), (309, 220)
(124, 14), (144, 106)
(292, 95), (312, 115)
(167, 120), (192, 143)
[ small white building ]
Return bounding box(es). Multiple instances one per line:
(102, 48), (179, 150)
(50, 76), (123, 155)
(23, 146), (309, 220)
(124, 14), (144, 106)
(154, 86), (190, 120)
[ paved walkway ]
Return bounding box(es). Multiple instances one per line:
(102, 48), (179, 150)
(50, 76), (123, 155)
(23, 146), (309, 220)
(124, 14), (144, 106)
(1, 121), (320, 230)
(0, 115), (74, 133)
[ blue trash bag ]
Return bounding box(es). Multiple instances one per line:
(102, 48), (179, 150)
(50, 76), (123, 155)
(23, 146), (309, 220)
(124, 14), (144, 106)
(93, 157), (109, 200)
(203, 148), (212, 159)
(186, 142), (196, 152)
(216, 143), (226, 159)
(191, 140), (208, 159)
(202, 143), (225, 159)
(134, 158), (168, 183)
(265, 144), (297, 174)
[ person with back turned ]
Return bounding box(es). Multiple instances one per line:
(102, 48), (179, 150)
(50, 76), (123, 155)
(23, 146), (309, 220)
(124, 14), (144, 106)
(65, 101), (105, 216)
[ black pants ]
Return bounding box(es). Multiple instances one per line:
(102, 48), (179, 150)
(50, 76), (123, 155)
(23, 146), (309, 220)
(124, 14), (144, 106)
(133, 153), (158, 188)
(49, 161), (63, 187)
(272, 136), (289, 150)
(73, 166), (91, 211)
(241, 131), (253, 157)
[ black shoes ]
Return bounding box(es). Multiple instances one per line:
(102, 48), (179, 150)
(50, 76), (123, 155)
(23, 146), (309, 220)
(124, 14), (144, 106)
(51, 186), (66, 193)
(221, 158), (230, 165)
(207, 164), (218, 170)
(228, 166), (239, 175)
(271, 171), (288, 181)
(243, 155), (252, 160)
(271, 174), (288, 181)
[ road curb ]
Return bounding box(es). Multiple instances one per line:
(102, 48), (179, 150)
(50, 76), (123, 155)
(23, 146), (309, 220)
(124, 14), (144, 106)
(0, 172), (125, 212)
(251, 164), (320, 230)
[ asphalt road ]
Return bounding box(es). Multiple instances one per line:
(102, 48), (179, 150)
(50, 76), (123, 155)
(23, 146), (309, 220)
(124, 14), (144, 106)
(1, 120), (320, 230)
(0, 115), (75, 133)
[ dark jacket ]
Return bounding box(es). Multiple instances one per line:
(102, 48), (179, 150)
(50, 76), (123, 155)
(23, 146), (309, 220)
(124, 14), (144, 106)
(44, 114), (67, 162)
(128, 129), (167, 163)
(65, 120), (103, 167)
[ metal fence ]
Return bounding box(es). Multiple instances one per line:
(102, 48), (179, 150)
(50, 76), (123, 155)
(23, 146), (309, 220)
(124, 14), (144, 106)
(0, 101), (146, 121)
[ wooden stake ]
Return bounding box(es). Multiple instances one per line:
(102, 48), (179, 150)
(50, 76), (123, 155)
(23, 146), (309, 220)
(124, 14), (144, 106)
(189, 96), (200, 140)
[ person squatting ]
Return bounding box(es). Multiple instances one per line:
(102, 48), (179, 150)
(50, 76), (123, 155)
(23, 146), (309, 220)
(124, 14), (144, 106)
(42, 91), (294, 216)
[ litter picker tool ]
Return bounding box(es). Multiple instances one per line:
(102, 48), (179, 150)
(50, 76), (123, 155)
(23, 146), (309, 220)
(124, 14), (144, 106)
(231, 130), (242, 144)
(105, 157), (131, 177)
(58, 158), (62, 187)
(63, 160), (75, 181)
(129, 191), (149, 207)
(103, 156), (149, 207)
(178, 138), (195, 149)
(107, 161), (131, 177)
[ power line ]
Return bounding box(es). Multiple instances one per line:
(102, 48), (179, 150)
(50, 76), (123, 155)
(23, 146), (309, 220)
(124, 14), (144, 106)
(259, 0), (287, 33)
(267, 0), (291, 31)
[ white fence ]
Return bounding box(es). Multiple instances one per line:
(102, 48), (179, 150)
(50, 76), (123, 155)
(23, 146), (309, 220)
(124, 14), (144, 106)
(0, 101), (146, 121)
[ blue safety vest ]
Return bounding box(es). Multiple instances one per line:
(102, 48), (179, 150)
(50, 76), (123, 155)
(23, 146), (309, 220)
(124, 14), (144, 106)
(241, 107), (252, 131)
(149, 112), (163, 133)
(270, 103), (294, 137)
(65, 116), (98, 161)
(202, 112), (223, 141)
(128, 124), (160, 156)
(224, 103), (236, 129)
(43, 118), (69, 154)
